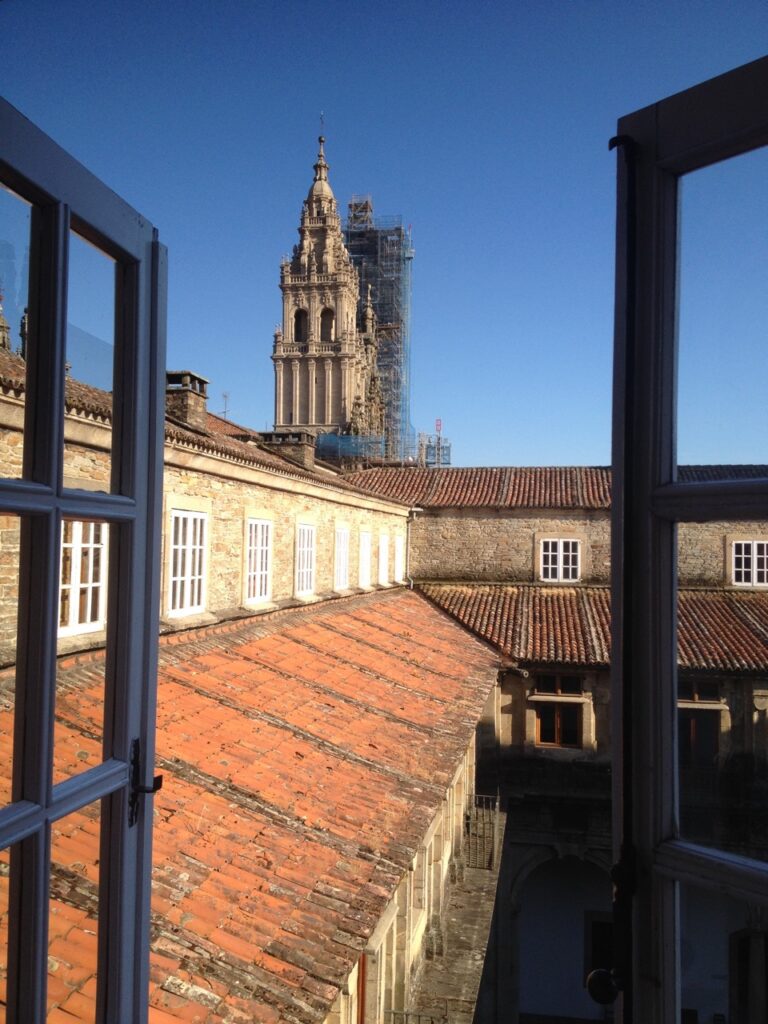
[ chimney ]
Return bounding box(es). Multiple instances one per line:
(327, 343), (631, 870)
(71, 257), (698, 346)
(258, 430), (316, 471)
(166, 370), (209, 431)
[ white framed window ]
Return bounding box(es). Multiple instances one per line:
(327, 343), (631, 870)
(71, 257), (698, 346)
(334, 526), (350, 591)
(540, 538), (580, 581)
(58, 520), (108, 636)
(0, 100), (166, 1022)
(168, 510), (207, 615)
(359, 531), (372, 588)
(394, 534), (405, 583)
(378, 532), (389, 586)
(732, 540), (768, 586)
(245, 518), (272, 604)
(611, 59), (768, 1021)
(295, 523), (316, 596)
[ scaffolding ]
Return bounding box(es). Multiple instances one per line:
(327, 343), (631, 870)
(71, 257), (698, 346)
(345, 196), (416, 462)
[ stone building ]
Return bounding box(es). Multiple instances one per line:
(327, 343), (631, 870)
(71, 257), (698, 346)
(346, 464), (768, 1023)
(272, 138), (384, 440)
(0, 345), (501, 1023)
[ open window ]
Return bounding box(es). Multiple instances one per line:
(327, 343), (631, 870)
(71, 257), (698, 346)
(609, 56), (768, 1021)
(0, 97), (166, 1020)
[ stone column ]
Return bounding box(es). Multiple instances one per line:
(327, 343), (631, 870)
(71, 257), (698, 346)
(307, 358), (316, 425)
(341, 357), (351, 422)
(324, 359), (333, 425)
(291, 359), (300, 425)
(275, 360), (284, 427)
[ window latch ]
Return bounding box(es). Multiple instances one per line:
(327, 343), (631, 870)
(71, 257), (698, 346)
(587, 844), (636, 1006)
(129, 738), (163, 827)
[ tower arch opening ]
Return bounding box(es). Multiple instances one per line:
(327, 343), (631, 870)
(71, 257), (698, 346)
(294, 308), (308, 345)
(320, 308), (334, 344)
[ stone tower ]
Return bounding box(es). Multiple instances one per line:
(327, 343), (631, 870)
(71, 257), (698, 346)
(272, 138), (382, 437)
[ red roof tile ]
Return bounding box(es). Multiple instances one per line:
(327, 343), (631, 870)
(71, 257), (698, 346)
(344, 466), (613, 509)
(420, 583), (768, 672)
(344, 465), (768, 510)
(7, 589), (499, 1023)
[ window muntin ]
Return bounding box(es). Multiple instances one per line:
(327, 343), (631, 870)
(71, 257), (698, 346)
(378, 533), (389, 586)
(58, 520), (108, 636)
(334, 526), (350, 591)
(732, 540), (768, 586)
(0, 100), (166, 1022)
(394, 534), (405, 583)
(359, 531), (372, 588)
(245, 518), (272, 604)
(295, 524), (316, 596)
(540, 538), (580, 581)
(168, 511), (207, 615)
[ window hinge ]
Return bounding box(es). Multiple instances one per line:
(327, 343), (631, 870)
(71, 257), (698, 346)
(129, 737), (163, 827)
(587, 844), (636, 1006)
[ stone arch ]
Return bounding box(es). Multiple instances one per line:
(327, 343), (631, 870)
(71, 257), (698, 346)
(320, 307), (334, 343)
(513, 850), (612, 1021)
(294, 308), (308, 344)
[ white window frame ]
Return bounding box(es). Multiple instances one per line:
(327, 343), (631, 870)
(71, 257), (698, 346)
(731, 539), (768, 586)
(168, 510), (207, 616)
(58, 520), (108, 636)
(540, 538), (580, 581)
(378, 532), (389, 586)
(295, 523), (316, 596)
(359, 531), (372, 588)
(0, 98), (166, 1022)
(611, 57), (768, 1021)
(245, 518), (272, 605)
(334, 525), (350, 591)
(394, 534), (405, 583)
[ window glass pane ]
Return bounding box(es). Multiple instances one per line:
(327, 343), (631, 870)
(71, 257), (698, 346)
(680, 884), (768, 1024)
(54, 520), (109, 784)
(536, 675), (557, 694)
(537, 705), (556, 744)
(64, 231), (115, 494)
(0, 513), (21, 807)
(0, 843), (9, 1014)
(677, 562), (768, 863)
(48, 800), (100, 1020)
(677, 148), (768, 476)
(560, 704), (580, 746)
(0, 184), (30, 482)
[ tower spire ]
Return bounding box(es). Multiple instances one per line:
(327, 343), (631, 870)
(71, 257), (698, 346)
(313, 135), (329, 184)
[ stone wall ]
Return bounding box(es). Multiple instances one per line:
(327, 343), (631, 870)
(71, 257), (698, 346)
(162, 448), (408, 623)
(410, 510), (768, 588)
(409, 509), (611, 583)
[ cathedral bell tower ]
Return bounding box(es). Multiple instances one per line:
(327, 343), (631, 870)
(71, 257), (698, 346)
(272, 138), (376, 435)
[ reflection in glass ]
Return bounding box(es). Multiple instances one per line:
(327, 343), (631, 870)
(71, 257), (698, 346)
(64, 231), (115, 494)
(677, 148), (768, 474)
(0, 513), (21, 808)
(0, 183), (31, 482)
(0, 844), (8, 1019)
(54, 520), (108, 784)
(681, 884), (768, 1023)
(48, 801), (100, 1021)
(677, 552), (768, 863)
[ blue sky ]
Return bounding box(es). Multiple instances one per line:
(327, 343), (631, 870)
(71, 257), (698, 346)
(1, 0), (766, 466)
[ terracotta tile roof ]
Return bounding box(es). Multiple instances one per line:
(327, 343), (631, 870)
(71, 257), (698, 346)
(12, 589), (498, 1023)
(206, 410), (263, 441)
(0, 349), (111, 419)
(344, 465), (768, 510)
(420, 583), (768, 672)
(343, 466), (612, 509)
